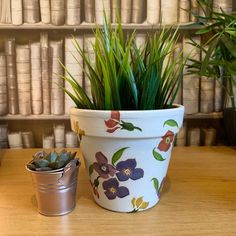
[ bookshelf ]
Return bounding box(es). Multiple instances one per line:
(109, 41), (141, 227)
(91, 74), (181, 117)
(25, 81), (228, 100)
(0, 22), (203, 30)
(0, 0), (234, 148)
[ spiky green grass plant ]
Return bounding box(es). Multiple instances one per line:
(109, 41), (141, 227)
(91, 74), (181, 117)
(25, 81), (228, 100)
(62, 18), (186, 110)
(187, 0), (236, 108)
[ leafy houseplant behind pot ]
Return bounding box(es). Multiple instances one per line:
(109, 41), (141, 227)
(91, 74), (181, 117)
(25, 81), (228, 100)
(26, 150), (80, 216)
(186, 1), (236, 145)
(63, 15), (186, 212)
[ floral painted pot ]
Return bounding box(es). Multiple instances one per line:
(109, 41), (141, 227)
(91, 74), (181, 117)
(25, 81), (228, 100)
(70, 105), (184, 212)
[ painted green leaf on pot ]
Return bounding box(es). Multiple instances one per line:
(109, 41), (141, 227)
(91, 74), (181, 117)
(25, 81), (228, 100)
(89, 164), (94, 176)
(120, 121), (142, 132)
(112, 147), (129, 166)
(152, 148), (166, 161)
(163, 119), (178, 128)
(151, 178), (159, 192)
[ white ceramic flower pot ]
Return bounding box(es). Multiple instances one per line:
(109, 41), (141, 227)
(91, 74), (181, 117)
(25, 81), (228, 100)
(70, 105), (184, 212)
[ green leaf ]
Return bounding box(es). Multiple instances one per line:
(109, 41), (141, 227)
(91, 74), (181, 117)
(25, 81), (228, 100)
(221, 34), (236, 58)
(50, 151), (58, 163)
(152, 148), (166, 161)
(196, 26), (212, 35)
(34, 159), (49, 168)
(151, 178), (159, 191)
(89, 164), (94, 176)
(163, 119), (179, 128)
(112, 147), (129, 166)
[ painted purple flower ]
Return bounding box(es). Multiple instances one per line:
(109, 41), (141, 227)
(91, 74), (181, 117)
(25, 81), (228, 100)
(116, 159), (144, 182)
(102, 178), (129, 200)
(93, 152), (116, 179)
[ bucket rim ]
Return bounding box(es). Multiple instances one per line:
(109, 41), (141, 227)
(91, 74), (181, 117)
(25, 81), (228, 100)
(25, 159), (80, 175)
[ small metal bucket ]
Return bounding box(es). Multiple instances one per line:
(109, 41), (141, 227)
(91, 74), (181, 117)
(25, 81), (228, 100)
(26, 159), (80, 216)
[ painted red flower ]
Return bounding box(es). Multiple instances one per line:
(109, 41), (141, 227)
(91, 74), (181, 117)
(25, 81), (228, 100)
(104, 111), (121, 133)
(158, 130), (175, 152)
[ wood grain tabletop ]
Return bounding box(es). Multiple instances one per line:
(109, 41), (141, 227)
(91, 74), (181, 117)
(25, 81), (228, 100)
(0, 147), (235, 236)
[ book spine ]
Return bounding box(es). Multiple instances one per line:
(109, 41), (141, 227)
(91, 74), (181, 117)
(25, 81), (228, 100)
(66, 0), (81, 25)
(190, 0), (199, 22)
(40, 0), (51, 24)
(65, 131), (79, 148)
(95, 0), (111, 25)
(214, 78), (223, 112)
(147, 0), (160, 24)
(175, 123), (187, 146)
(0, 0), (12, 24)
(42, 134), (55, 149)
(0, 124), (8, 148)
(49, 40), (64, 115)
(64, 35), (83, 114)
(11, 0), (23, 25)
(84, 35), (95, 99)
(161, 0), (178, 24)
(183, 36), (200, 115)
(5, 38), (19, 115)
(16, 44), (32, 116)
(200, 76), (214, 113)
(121, 0), (132, 23)
(213, 0), (233, 13)
(23, 0), (40, 23)
(8, 132), (23, 149)
(84, 0), (95, 23)
(202, 128), (216, 146)
(51, 0), (65, 25)
(0, 53), (8, 116)
(53, 124), (65, 148)
(40, 32), (51, 115)
(111, 0), (121, 23)
(187, 128), (200, 146)
(179, 0), (190, 23)
(30, 41), (43, 115)
(134, 34), (146, 50)
(22, 131), (35, 148)
(173, 41), (183, 105)
(132, 0), (146, 24)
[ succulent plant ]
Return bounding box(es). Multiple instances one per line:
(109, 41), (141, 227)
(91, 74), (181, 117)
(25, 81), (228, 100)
(27, 150), (77, 171)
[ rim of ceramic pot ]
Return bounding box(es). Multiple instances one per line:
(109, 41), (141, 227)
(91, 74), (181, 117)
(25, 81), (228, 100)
(70, 104), (184, 118)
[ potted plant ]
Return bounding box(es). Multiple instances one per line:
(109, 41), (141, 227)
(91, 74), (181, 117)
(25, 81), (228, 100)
(187, 0), (236, 145)
(26, 150), (80, 216)
(62, 17), (185, 212)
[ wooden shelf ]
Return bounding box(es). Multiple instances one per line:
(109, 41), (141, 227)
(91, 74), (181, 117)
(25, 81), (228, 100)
(0, 22), (203, 30)
(185, 112), (223, 119)
(0, 112), (223, 121)
(0, 114), (70, 120)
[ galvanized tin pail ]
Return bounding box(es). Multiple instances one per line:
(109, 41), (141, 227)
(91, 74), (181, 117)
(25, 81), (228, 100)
(26, 159), (80, 216)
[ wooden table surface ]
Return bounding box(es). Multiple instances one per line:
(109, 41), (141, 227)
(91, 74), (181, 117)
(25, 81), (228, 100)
(0, 147), (235, 236)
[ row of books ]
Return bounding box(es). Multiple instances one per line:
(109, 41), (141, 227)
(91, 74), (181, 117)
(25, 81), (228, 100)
(175, 124), (217, 146)
(0, 0), (234, 26)
(0, 33), (224, 117)
(0, 122), (218, 149)
(0, 123), (79, 148)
